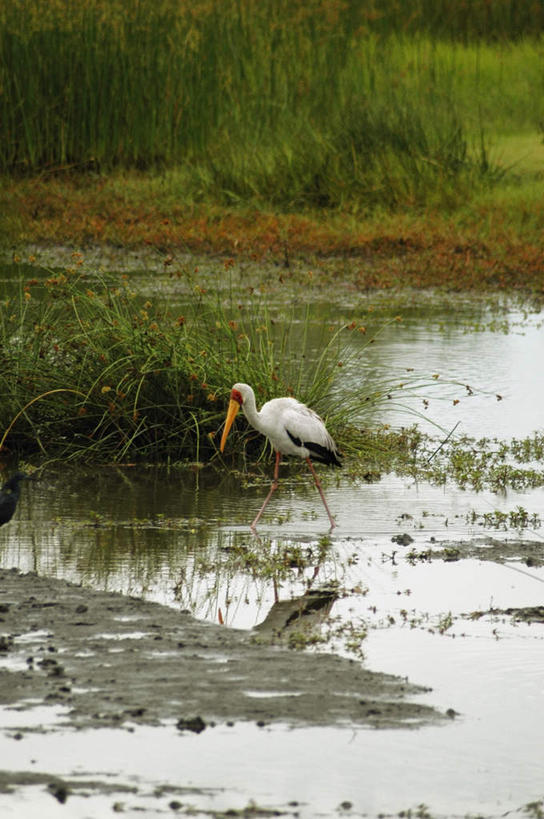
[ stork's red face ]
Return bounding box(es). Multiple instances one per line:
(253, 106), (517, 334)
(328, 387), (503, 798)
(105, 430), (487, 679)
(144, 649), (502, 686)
(219, 388), (244, 452)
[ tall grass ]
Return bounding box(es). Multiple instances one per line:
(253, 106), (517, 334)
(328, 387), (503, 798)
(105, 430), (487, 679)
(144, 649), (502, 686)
(0, 264), (367, 461)
(0, 262), (453, 462)
(358, 0), (544, 41)
(2, 1), (542, 210)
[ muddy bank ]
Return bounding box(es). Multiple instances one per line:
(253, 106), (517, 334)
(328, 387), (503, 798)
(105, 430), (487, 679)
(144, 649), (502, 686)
(399, 535), (544, 568)
(0, 568), (446, 732)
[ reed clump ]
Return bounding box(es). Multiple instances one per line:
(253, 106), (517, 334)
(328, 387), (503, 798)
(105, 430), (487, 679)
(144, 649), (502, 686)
(1, 261), (452, 463)
(0, 264), (353, 461)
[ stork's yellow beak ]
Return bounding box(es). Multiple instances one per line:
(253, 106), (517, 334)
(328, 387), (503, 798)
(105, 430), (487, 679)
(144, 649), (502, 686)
(220, 399), (241, 452)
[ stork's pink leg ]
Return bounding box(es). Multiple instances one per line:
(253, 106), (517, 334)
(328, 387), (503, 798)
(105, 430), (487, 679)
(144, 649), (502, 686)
(250, 450), (281, 531)
(305, 457), (336, 530)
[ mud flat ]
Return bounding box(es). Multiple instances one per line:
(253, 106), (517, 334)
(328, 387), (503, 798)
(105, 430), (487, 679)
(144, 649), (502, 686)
(0, 568), (444, 731)
(0, 567), (448, 811)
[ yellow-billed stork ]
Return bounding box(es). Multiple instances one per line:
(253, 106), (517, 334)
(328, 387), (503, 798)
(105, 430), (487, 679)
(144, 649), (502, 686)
(220, 383), (341, 530)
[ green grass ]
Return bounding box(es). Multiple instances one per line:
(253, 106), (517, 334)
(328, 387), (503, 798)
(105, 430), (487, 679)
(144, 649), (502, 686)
(0, 259), (467, 463)
(0, 262), (400, 461)
(4, 260), (542, 487)
(2, 1), (543, 213)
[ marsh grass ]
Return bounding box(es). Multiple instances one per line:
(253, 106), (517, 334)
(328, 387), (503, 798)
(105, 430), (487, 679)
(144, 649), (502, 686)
(0, 262), (458, 463)
(3, 1), (542, 211)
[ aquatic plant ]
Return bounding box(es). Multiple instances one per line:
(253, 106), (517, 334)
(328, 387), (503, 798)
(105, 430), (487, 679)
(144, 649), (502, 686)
(419, 433), (544, 492)
(0, 261), (437, 463)
(469, 506), (541, 532)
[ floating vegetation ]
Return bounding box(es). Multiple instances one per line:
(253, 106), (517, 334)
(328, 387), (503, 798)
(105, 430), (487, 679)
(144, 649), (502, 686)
(419, 433), (544, 492)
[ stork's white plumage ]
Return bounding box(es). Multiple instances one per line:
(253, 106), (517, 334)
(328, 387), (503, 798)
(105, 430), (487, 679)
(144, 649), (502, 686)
(219, 383), (340, 530)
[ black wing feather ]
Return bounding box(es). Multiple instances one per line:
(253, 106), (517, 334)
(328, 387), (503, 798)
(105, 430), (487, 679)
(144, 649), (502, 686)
(286, 430), (342, 467)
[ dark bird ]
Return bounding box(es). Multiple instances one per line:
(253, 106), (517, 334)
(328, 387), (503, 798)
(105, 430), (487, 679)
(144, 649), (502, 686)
(220, 382), (341, 530)
(0, 472), (28, 526)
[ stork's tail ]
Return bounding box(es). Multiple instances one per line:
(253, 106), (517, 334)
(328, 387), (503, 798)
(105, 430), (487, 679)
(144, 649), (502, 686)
(305, 440), (342, 467)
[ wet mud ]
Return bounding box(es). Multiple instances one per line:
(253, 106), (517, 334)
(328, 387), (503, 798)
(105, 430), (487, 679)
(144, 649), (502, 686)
(404, 535), (544, 568)
(468, 605), (544, 624)
(0, 568), (444, 733)
(0, 568), (450, 811)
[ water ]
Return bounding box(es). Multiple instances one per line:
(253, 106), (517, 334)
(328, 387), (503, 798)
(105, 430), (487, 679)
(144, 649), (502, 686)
(1, 282), (544, 817)
(342, 309), (544, 438)
(1, 463), (544, 816)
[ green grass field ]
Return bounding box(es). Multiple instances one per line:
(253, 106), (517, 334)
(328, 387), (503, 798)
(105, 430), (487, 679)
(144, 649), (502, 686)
(1, 0), (544, 300)
(1, 0), (543, 214)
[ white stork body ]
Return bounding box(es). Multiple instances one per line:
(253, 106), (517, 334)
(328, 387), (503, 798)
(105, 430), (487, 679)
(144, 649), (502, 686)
(220, 383), (340, 530)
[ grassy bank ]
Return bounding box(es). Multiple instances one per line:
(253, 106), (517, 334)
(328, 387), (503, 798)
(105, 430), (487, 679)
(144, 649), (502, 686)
(1, 0), (544, 296)
(2, 260), (543, 483)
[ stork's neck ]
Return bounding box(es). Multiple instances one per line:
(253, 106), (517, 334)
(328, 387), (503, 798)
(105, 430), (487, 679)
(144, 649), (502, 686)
(241, 388), (262, 430)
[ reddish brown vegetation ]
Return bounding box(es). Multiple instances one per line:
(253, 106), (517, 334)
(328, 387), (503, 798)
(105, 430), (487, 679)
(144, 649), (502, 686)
(5, 176), (544, 294)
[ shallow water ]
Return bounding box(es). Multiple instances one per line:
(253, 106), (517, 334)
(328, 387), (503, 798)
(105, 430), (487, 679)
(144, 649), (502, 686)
(343, 309), (544, 438)
(1, 462), (544, 817)
(1, 281), (544, 817)
(1, 694), (542, 818)
(3, 465), (544, 615)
